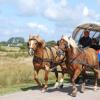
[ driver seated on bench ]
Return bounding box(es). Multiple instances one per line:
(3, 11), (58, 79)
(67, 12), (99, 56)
(79, 30), (91, 48)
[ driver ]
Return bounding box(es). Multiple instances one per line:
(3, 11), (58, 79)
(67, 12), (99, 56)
(79, 30), (91, 48)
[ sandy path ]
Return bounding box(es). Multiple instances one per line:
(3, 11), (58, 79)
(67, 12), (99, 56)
(0, 84), (100, 100)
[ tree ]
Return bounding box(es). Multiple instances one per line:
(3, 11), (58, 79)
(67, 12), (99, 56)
(46, 40), (56, 47)
(7, 37), (25, 44)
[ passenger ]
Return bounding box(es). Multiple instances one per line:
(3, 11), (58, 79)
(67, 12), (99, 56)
(90, 38), (100, 50)
(90, 38), (100, 68)
(79, 30), (91, 48)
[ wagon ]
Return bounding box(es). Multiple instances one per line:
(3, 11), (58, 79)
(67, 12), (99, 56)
(72, 23), (100, 83)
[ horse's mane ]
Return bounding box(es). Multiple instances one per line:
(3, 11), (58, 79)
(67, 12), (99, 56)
(62, 35), (78, 54)
(69, 37), (78, 48)
(30, 34), (46, 47)
(62, 35), (78, 48)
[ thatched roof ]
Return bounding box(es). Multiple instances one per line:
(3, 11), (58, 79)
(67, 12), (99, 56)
(72, 23), (100, 39)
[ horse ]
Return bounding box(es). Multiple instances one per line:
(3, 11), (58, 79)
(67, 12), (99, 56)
(27, 34), (66, 92)
(58, 35), (99, 97)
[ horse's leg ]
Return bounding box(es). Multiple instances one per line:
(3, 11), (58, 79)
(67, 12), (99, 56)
(59, 64), (66, 88)
(34, 69), (42, 87)
(42, 65), (49, 92)
(93, 68), (98, 91)
(54, 68), (59, 88)
(71, 68), (81, 97)
(59, 71), (64, 88)
(80, 67), (86, 93)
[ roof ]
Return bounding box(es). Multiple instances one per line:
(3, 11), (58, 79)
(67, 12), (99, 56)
(72, 23), (100, 39)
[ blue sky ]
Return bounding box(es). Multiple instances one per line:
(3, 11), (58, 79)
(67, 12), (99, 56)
(0, 0), (100, 42)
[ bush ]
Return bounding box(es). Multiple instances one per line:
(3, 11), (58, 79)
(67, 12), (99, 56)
(6, 52), (29, 58)
(0, 46), (7, 52)
(19, 43), (28, 52)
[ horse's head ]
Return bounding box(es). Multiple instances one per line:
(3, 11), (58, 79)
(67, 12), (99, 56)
(27, 34), (45, 56)
(58, 35), (70, 51)
(58, 35), (78, 55)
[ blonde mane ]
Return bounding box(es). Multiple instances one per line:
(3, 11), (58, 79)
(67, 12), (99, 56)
(69, 37), (78, 48)
(61, 35), (78, 48)
(29, 34), (46, 47)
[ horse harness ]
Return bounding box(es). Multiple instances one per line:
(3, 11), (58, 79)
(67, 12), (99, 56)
(33, 47), (65, 70)
(66, 47), (98, 69)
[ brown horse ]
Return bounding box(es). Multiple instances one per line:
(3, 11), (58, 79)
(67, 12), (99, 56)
(28, 35), (66, 92)
(58, 35), (99, 97)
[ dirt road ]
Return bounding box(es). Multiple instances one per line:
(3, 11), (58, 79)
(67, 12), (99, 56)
(0, 84), (100, 100)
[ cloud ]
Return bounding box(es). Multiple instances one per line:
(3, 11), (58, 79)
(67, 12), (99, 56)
(83, 6), (89, 17)
(12, 1), (100, 34)
(0, 28), (22, 35)
(96, 0), (100, 4)
(15, 0), (40, 16)
(27, 22), (48, 33)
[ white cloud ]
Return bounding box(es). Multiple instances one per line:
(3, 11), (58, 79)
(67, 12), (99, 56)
(44, 0), (69, 21)
(27, 22), (48, 32)
(83, 6), (89, 17)
(0, 28), (22, 35)
(16, 0), (39, 15)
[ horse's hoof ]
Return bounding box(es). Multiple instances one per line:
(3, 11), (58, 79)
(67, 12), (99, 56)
(41, 88), (47, 93)
(71, 92), (77, 97)
(54, 82), (59, 88)
(93, 86), (97, 91)
(80, 90), (85, 93)
(80, 90), (84, 93)
(80, 83), (85, 93)
(71, 87), (77, 97)
(59, 84), (63, 89)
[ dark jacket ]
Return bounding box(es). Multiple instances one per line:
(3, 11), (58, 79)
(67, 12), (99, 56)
(79, 36), (91, 48)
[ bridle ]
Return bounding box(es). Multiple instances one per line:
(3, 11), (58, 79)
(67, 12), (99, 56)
(27, 38), (39, 55)
(58, 39), (71, 52)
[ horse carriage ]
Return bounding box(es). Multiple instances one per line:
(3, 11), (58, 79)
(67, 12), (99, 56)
(72, 23), (100, 82)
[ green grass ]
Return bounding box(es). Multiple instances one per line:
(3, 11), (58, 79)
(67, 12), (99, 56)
(0, 77), (70, 96)
(0, 83), (35, 95)
(6, 52), (29, 58)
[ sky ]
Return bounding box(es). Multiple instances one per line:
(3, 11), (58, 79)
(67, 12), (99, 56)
(0, 0), (100, 42)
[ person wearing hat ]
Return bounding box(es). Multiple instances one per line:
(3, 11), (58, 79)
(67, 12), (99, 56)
(79, 30), (91, 48)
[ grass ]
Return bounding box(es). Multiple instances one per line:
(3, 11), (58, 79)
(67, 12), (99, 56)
(0, 76), (69, 96)
(0, 56), (34, 87)
(0, 83), (34, 95)
(0, 46), (20, 52)
(6, 52), (29, 58)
